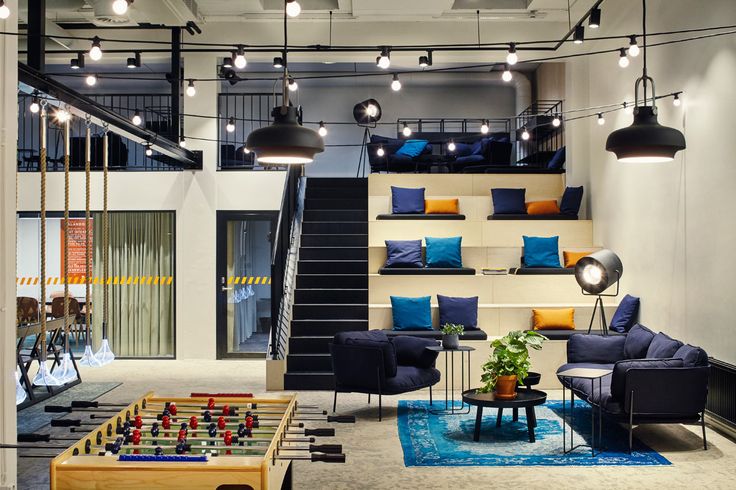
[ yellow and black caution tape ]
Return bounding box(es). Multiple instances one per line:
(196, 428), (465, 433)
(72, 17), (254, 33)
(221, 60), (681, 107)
(227, 276), (272, 285)
(16, 276), (174, 286)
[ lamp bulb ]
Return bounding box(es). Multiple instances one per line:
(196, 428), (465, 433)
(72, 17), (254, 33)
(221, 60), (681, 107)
(286, 0), (301, 17)
(619, 55), (629, 68)
(377, 55), (391, 69)
(552, 116), (561, 127)
(132, 112), (142, 126)
(391, 77), (401, 92)
(366, 104), (378, 118)
(480, 122), (489, 134)
(506, 52), (518, 66)
(145, 146), (153, 157)
(30, 100), (40, 114)
(234, 54), (247, 69)
(447, 141), (456, 152)
(582, 264), (603, 285)
(288, 79), (298, 92)
(112, 0), (129, 15)
(226, 118), (235, 133)
(0, 2), (10, 19)
(502, 70), (513, 82)
(597, 113), (605, 125)
(186, 80), (196, 97)
(318, 122), (327, 137)
(85, 74), (97, 86)
(377, 146), (385, 157)
(402, 125), (412, 137)
(521, 129), (530, 141)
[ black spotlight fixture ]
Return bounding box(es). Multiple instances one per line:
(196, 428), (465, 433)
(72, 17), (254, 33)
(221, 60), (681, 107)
(273, 56), (284, 69)
(126, 51), (141, 69)
(606, 0), (685, 163)
(588, 7), (601, 29)
(418, 50), (433, 68)
(574, 249), (623, 335)
(573, 25), (585, 44)
(353, 99), (382, 127)
(222, 57), (233, 69)
(70, 52), (85, 70)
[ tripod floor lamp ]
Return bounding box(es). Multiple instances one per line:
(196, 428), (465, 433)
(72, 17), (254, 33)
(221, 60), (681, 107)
(574, 249), (623, 336)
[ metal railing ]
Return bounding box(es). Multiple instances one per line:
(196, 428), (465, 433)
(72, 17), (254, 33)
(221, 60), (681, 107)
(269, 166), (304, 360)
(514, 100), (565, 163)
(395, 117), (511, 139)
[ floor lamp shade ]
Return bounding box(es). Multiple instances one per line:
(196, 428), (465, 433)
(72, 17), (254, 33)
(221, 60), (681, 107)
(353, 99), (382, 126)
(246, 106), (324, 164)
(574, 249), (623, 295)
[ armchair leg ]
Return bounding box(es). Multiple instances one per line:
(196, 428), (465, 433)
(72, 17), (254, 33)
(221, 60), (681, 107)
(332, 391), (337, 413)
(628, 391), (634, 454)
(368, 394), (371, 404)
(378, 394), (382, 422)
(429, 385), (433, 405)
(701, 412), (708, 450)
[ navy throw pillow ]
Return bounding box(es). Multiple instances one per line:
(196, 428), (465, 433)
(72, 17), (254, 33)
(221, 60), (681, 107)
(560, 186), (584, 216)
(673, 344), (709, 367)
(391, 186), (425, 214)
(609, 294), (640, 333)
(646, 332), (683, 359)
(453, 142), (474, 157)
(333, 330), (397, 378)
(437, 295), (478, 330)
(492, 188), (526, 214)
(522, 236), (561, 268)
(610, 358), (684, 401)
(391, 336), (439, 369)
(566, 334), (626, 364)
(425, 236), (462, 268)
(624, 324), (656, 359)
(384, 240), (423, 268)
(547, 146), (566, 169)
(390, 296), (433, 331)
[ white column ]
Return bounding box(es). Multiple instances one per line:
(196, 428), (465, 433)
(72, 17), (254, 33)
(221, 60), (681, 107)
(0, 2), (18, 487)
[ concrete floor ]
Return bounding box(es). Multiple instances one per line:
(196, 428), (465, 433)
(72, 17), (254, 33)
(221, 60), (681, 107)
(19, 359), (736, 490)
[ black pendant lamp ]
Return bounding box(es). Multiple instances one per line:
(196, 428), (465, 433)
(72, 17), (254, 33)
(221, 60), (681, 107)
(605, 0), (685, 163)
(246, 2), (324, 164)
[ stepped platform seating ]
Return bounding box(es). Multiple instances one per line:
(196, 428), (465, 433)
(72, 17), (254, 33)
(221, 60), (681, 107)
(381, 328), (488, 341)
(556, 326), (710, 452)
(376, 213), (466, 220)
(377, 235), (476, 275)
(489, 214), (576, 220)
(378, 266), (476, 275)
(377, 186), (466, 220)
(489, 185), (583, 220)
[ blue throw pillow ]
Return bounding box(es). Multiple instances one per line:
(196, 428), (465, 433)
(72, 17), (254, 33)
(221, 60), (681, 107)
(425, 236), (462, 268)
(560, 186), (584, 216)
(391, 186), (425, 214)
(646, 332), (683, 359)
(492, 188), (527, 214)
(437, 295), (478, 330)
(384, 240), (423, 268)
(673, 344), (709, 367)
(609, 294), (640, 333)
(453, 143), (474, 157)
(623, 323), (656, 359)
(547, 146), (566, 169)
(395, 139), (429, 158)
(522, 236), (560, 268)
(390, 296), (432, 331)
(470, 139), (485, 156)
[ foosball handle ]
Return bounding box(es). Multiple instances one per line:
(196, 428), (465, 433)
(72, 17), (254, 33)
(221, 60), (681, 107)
(326, 415), (356, 423)
(303, 428), (335, 437)
(17, 433), (51, 443)
(311, 453), (346, 463)
(50, 419), (81, 427)
(45, 405), (73, 413)
(309, 444), (342, 454)
(71, 401), (98, 408)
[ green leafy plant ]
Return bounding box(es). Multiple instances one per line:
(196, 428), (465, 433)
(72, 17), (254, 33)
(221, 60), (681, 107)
(441, 323), (464, 335)
(478, 330), (547, 393)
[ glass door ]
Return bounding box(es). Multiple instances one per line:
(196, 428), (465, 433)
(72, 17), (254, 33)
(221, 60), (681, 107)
(216, 211), (276, 359)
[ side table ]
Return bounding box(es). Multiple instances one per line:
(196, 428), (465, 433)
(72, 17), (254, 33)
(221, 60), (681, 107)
(425, 345), (474, 415)
(557, 367), (612, 456)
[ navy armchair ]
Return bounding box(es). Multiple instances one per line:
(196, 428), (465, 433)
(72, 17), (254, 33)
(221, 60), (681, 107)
(330, 330), (441, 421)
(557, 326), (709, 452)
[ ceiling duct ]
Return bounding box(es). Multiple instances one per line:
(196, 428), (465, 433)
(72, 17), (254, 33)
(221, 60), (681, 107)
(87, 0), (135, 25)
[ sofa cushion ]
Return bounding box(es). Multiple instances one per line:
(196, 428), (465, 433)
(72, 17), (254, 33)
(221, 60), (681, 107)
(566, 333), (626, 364)
(383, 366), (441, 394)
(523, 235), (561, 268)
(425, 199), (459, 215)
(624, 324), (656, 359)
(391, 186), (425, 214)
(526, 200), (561, 215)
(437, 294), (478, 330)
(453, 142), (474, 157)
(425, 236), (462, 268)
(560, 186), (584, 216)
(646, 332), (683, 359)
(383, 329), (488, 341)
(532, 308), (575, 330)
(492, 188), (526, 214)
(391, 296), (432, 331)
(455, 154), (485, 165)
(609, 294), (640, 333)
(333, 330), (397, 378)
(547, 146), (566, 170)
(673, 344), (709, 367)
(610, 358), (684, 402)
(387, 153), (415, 165)
(385, 239), (423, 268)
(395, 139), (429, 158)
(391, 335), (439, 369)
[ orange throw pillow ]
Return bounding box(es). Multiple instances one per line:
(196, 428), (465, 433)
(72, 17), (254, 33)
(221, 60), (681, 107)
(425, 199), (459, 214)
(532, 308), (575, 330)
(563, 251), (592, 268)
(525, 200), (561, 215)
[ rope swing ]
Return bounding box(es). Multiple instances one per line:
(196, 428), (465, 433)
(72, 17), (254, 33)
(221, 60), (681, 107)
(95, 126), (115, 365)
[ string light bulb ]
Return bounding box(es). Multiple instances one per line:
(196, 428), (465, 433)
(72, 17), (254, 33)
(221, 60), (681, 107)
(112, 0), (131, 16)
(506, 43), (518, 65)
(89, 36), (103, 61)
(226, 117), (236, 133)
(29, 97), (40, 114)
(0, 1), (11, 19)
(521, 127), (530, 140)
(480, 120), (489, 134)
(628, 36), (640, 57)
(243, 147), (251, 154)
(377, 47), (391, 69)
(618, 48), (630, 68)
(286, 0), (301, 17)
(55, 108), (71, 123)
(233, 46), (247, 69)
(132, 110), (142, 126)
(318, 121), (327, 137)
(448, 140), (456, 152)
(85, 74), (97, 86)
(597, 113), (606, 125)
(288, 77), (298, 92)
(391, 74), (402, 91)
(502, 64), (512, 82)
(179, 135), (187, 148)
(186, 79), (196, 97)
(673, 93), (681, 107)
(402, 122), (412, 137)
(377, 146), (385, 157)
(552, 115), (561, 127)
(145, 144), (153, 157)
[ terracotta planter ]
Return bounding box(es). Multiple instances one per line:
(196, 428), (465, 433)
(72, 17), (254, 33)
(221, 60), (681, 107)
(494, 375), (518, 400)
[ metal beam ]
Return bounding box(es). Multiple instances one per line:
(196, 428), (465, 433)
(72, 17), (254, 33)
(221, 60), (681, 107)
(18, 62), (202, 170)
(27, 0), (46, 71)
(170, 28), (182, 142)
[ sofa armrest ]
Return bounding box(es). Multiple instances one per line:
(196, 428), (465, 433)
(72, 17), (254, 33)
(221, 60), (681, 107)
(329, 344), (386, 392)
(567, 333), (626, 363)
(624, 366), (709, 416)
(391, 336), (439, 368)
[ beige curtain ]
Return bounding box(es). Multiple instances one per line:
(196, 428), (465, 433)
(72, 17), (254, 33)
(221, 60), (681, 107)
(92, 212), (174, 357)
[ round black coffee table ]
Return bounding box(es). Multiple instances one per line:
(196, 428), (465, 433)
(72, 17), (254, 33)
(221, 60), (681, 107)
(462, 388), (547, 443)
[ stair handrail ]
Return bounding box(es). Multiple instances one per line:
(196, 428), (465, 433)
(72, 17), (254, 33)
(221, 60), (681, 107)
(269, 166), (305, 360)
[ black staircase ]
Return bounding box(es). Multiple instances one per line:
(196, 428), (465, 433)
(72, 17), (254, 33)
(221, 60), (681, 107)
(284, 178), (368, 390)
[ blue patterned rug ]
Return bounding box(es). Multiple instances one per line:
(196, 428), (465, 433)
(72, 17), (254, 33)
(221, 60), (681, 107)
(398, 399), (670, 466)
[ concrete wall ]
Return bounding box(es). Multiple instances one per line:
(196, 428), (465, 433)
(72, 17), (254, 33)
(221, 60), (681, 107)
(568, 0), (736, 363)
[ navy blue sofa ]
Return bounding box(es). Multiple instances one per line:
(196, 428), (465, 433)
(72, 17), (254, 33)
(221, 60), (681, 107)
(557, 324), (709, 452)
(330, 330), (441, 421)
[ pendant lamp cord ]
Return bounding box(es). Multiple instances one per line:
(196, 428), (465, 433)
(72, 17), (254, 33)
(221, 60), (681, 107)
(281, 1), (289, 114)
(642, 0), (648, 103)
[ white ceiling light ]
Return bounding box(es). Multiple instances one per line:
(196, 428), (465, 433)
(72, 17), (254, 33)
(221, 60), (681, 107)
(85, 74), (98, 86)
(112, 0), (131, 16)
(506, 43), (518, 65)
(0, 0), (10, 19)
(89, 36), (103, 61)
(391, 74), (402, 91)
(286, 0), (301, 17)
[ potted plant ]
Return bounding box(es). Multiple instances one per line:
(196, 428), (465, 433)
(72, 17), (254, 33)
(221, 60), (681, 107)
(478, 330), (546, 399)
(440, 323), (464, 349)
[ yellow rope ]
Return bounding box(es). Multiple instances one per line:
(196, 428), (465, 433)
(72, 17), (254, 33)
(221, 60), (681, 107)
(103, 129), (109, 338)
(85, 125), (91, 346)
(63, 119), (71, 352)
(39, 107), (48, 361)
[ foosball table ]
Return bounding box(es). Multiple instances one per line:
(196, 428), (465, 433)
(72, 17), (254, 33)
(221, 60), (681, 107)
(48, 392), (350, 489)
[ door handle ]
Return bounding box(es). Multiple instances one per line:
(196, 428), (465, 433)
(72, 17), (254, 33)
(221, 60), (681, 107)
(221, 287), (233, 292)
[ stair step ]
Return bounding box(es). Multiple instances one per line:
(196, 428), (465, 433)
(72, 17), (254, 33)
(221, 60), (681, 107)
(295, 289), (368, 304)
(298, 260), (367, 275)
(291, 319), (369, 337)
(305, 186), (368, 200)
(301, 234), (367, 247)
(289, 336), (333, 354)
(284, 372), (335, 391)
(296, 274), (368, 289)
(293, 304), (368, 320)
(303, 210), (368, 222)
(302, 222), (368, 235)
(299, 246), (367, 261)
(304, 199), (367, 210)
(307, 177), (367, 188)
(287, 354), (333, 372)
